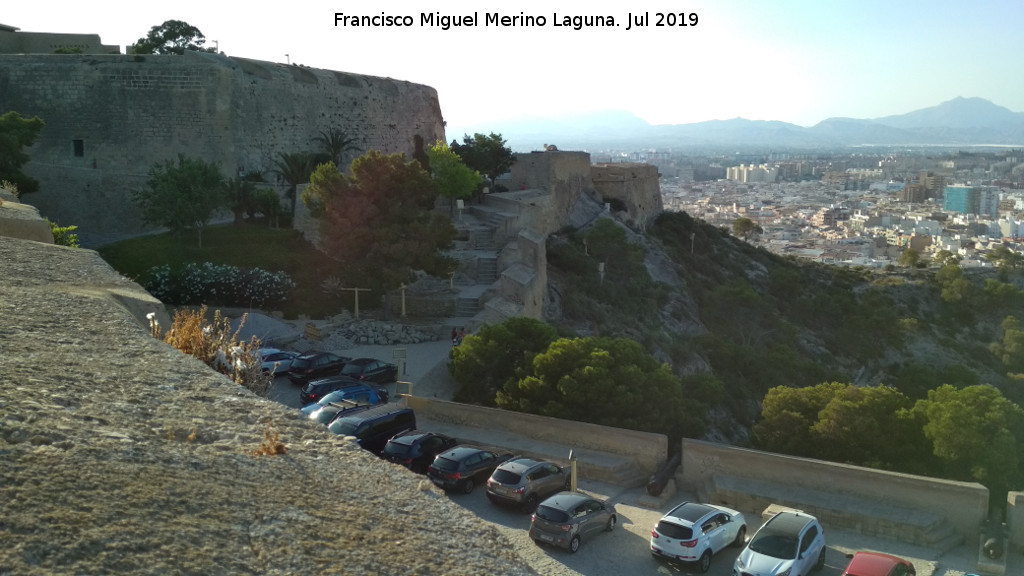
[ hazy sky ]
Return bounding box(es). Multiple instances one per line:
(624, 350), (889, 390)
(6, 1), (1023, 132)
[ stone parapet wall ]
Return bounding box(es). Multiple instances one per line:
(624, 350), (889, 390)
(591, 163), (663, 230)
(680, 438), (988, 545)
(0, 52), (444, 246)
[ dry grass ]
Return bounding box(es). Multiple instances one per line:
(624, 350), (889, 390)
(251, 422), (288, 456)
(154, 306), (273, 397)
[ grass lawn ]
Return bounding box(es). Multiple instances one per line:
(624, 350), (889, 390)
(98, 223), (352, 319)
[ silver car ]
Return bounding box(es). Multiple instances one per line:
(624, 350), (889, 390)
(529, 491), (616, 553)
(486, 457), (571, 511)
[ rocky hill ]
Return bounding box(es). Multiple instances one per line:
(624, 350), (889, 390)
(0, 198), (530, 575)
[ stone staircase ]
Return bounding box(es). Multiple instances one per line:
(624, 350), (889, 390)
(476, 256), (497, 283)
(455, 295), (481, 317)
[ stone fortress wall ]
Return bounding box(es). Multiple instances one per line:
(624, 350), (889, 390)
(0, 48), (444, 246)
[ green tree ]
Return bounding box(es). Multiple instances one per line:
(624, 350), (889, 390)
(990, 316), (1024, 374)
(932, 249), (961, 268)
(496, 336), (695, 437)
(251, 188), (283, 227)
(731, 217), (762, 241)
(427, 140), (483, 212)
(914, 384), (1024, 495)
(272, 151), (316, 218)
(0, 111), (45, 195)
(752, 382), (848, 457)
(899, 248), (920, 268)
(450, 132), (516, 190)
(131, 20), (212, 55)
(300, 152), (455, 285)
(450, 317), (559, 405)
(133, 154), (224, 248)
(986, 246), (1024, 277)
(313, 127), (360, 169)
(223, 177), (255, 225)
(935, 263), (972, 304)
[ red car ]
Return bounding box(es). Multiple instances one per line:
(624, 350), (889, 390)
(841, 551), (916, 576)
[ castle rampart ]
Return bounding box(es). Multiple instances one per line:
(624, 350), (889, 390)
(0, 51), (445, 246)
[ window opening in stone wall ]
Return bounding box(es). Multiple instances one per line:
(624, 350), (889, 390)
(73, 139), (84, 157)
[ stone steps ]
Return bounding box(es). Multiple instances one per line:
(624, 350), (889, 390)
(455, 296), (481, 317)
(476, 257), (497, 283)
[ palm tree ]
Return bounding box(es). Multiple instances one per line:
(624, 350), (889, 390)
(313, 127), (360, 169)
(272, 151), (315, 218)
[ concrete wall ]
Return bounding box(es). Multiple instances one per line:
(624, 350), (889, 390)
(1008, 491), (1024, 552)
(403, 396), (666, 475)
(680, 438), (989, 544)
(591, 163), (663, 231)
(0, 51), (444, 246)
(0, 27), (120, 54)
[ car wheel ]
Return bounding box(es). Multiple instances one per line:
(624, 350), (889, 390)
(568, 535), (581, 554)
(460, 478), (475, 494)
(698, 550), (712, 573)
(521, 493), (539, 513)
(815, 546), (826, 571)
(605, 514), (616, 532)
(732, 525), (747, 547)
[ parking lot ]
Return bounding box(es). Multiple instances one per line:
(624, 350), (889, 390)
(269, 356), (1000, 576)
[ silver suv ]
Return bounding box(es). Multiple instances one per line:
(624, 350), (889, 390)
(486, 457), (570, 511)
(734, 510), (826, 576)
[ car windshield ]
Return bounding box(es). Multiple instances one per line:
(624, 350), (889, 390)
(534, 505), (569, 523)
(491, 469), (522, 484)
(340, 364), (364, 376)
(327, 417), (360, 436)
(382, 442), (409, 457)
(291, 358), (310, 370)
(748, 534), (799, 559)
(432, 457), (459, 472)
(656, 521), (693, 540)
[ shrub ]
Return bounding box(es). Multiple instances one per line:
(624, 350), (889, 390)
(144, 262), (295, 308)
(155, 306), (273, 397)
(46, 218), (80, 247)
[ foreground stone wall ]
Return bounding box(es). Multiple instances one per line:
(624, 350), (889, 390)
(0, 210), (528, 574)
(0, 51), (444, 246)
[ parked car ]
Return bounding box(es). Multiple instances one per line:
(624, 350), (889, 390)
(300, 384), (388, 416)
(326, 404), (416, 454)
(529, 491), (616, 553)
(339, 357), (399, 384)
(734, 510), (826, 576)
(382, 430), (459, 473)
(650, 501), (746, 573)
(287, 352), (350, 386)
(486, 457), (571, 511)
(307, 399), (375, 426)
(258, 348), (299, 374)
(427, 446), (513, 494)
(841, 551), (916, 576)
(298, 375), (367, 405)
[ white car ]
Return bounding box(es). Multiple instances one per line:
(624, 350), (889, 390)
(650, 501), (747, 573)
(257, 348), (299, 374)
(734, 510), (826, 576)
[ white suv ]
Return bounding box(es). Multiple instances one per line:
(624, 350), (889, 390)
(734, 510), (826, 576)
(650, 501), (747, 573)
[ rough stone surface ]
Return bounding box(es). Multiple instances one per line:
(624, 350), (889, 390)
(0, 234), (532, 575)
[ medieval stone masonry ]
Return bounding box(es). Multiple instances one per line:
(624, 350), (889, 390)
(0, 50), (445, 246)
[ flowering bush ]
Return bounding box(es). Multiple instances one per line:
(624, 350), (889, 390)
(144, 262), (295, 308)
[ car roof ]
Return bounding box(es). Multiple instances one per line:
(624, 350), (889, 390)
(844, 551), (909, 575)
(308, 375), (363, 387)
(762, 511), (817, 535)
(331, 403), (411, 422)
(437, 445), (488, 460)
(539, 491), (596, 511)
(389, 430), (438, 444)
(497, 457), (544, 473)
(662, 501), (719, 525)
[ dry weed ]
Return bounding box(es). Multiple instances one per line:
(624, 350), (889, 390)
(251, 422), (287, 456)
(159, 306), (273, 397)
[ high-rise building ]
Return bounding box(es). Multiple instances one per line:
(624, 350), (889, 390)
(943, 185), (978, 214)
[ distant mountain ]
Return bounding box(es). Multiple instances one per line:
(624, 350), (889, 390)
(448, 98), (1024, 150)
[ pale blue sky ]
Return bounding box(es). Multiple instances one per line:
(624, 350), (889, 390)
(5, 0), (1022, 130)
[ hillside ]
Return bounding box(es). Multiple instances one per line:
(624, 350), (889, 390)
(543, 210), (1024, 441)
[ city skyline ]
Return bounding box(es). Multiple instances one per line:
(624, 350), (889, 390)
(5, 0), (1024, 132)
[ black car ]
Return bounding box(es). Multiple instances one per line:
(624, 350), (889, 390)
(298, 375), (364, 405)
(382, 431), (459, 474)
(339, 357), (399, 384)
(287, 352), (350, 386)
(427, 446), (513, 494)
(326, 405), (417, 454)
